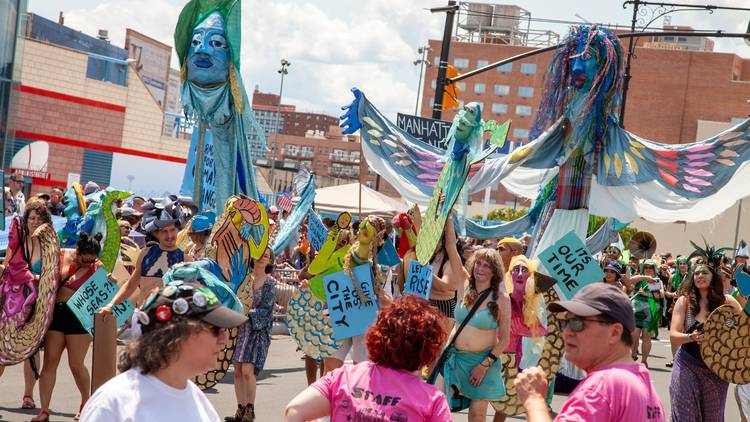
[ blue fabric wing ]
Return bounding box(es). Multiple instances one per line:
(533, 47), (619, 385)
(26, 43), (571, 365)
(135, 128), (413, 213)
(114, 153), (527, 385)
(599, 117), (750, 198)
(271, 175), (316, 255)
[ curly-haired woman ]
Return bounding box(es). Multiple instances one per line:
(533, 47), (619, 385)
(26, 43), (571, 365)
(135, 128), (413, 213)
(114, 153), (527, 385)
(438, 243), (511, 421)
(669, 263), (742, 422)
(284, 295), (452, 421)
(80, 282), (247, 421)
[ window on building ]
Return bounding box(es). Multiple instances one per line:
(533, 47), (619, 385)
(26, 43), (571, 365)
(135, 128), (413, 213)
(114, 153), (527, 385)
(474, 83), (486, 94)
(456, 82), (466, 92)
(476, 59), (489, 68)
(433, 56), (440, 66)
(431, 79), (436, 90)
(497, 63), (512, 73)
(86, 55), (128, 87)
(454, 58), (469, 69)
(517, 86), (534, 98)
(516, 105), (532, 116)
(513, 128), (529, 139)
(491, 103), (508, 114)
(677, 37), (687, 42)
(494, 84), (510, 96)
(520, 63), (537, 74)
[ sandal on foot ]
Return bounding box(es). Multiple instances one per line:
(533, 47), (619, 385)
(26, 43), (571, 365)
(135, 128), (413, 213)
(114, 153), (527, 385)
(31, 409), (50, 422)
(73, 402), (84, 420)
(21, 395), (35, 409)
(666, 361), (674, 368)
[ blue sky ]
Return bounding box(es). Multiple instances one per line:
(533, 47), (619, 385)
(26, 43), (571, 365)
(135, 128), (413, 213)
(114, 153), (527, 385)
(29, 0), (750, 118)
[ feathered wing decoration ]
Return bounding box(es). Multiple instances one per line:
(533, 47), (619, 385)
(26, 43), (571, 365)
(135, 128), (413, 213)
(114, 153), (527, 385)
(271, 175), (316, 255)
(688, 237), (733, 268)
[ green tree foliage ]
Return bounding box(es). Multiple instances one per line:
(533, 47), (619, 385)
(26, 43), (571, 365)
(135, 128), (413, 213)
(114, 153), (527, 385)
(472, 207), (527, 222)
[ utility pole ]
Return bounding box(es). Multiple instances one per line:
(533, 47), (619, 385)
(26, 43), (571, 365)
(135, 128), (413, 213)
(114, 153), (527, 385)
(269, 58), (290, 196)
(413, 45), (432, 116)
(431, 1), (459, 120)
(619, 0), (640, 128)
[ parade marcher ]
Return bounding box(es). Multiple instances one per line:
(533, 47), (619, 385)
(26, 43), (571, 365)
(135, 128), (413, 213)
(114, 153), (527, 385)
(664, 255), (689, 368)
(130, 195), (146, 213)
(81, 282), (246, 421)
(4, 173), (26, 216)
(284, 295), (452, 422)
(186, 212), (214, 261)
(515, 283), (665, 422)
(496, 237), (522, 272)
(630, 259), (664, 367)
(602, 262), (626, 293)
(33, 233), (104, 421)
(669, 263), (742, 422)
(324, 215), (389, 373)
(0, 198), (51, 409)
(436, 247), (511, 421)
(101, 201), (187, 311)
(504, 255), (546, 369)
(48, 186), (65, 216)
(228, 247), (277, 422)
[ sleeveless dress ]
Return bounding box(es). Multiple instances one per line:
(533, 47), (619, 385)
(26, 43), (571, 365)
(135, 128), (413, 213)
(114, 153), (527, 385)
(232, 276), (276, 375)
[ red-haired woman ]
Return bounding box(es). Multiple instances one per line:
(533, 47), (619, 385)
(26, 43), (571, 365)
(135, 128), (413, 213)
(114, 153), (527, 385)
(283, 295), (452, 421)
(438, 242), (511, 422)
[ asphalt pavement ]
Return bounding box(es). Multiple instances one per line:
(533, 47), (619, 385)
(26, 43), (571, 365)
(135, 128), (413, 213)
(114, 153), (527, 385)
(0, 327), (741, 421)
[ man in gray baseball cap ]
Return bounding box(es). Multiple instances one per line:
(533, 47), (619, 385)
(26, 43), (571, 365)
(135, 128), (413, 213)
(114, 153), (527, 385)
(514, 283), (665, 422)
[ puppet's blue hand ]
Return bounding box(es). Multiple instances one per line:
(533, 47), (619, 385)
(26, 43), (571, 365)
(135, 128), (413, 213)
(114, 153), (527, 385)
(339, 87), (363, 135)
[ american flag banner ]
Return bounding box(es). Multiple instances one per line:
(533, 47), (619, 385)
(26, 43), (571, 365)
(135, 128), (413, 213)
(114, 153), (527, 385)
(277, 189), (293, 212)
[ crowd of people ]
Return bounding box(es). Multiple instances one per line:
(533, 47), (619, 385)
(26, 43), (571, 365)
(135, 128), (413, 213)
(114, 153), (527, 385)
(2, 180), (750, 422)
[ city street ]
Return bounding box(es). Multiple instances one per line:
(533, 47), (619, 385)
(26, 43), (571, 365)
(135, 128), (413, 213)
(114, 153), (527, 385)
(0, 327), (740, 421)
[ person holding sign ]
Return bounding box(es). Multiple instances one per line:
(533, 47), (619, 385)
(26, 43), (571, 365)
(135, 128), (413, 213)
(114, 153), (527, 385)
(33, 233), (104, 421)
(284, 295), (452, 422)
(436, 243), (511, 421)
(80, 282), (247, 421)
(630, 259), (664, 367)
(325, 215), (388, 373)
(228, 247), (277, 422)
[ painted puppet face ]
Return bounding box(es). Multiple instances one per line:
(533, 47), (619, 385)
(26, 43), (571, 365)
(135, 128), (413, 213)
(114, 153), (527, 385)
(455, 103), (480, 141)
(510, 262), (530, 302)
(570, 41), (598, 92)
(187, 12), (230, 86)
(357, 220), (376, 245)
(62, 187), (80, 216)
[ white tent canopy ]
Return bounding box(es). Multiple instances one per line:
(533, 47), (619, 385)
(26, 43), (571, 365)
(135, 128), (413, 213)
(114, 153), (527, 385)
(303, 183), (407, 218)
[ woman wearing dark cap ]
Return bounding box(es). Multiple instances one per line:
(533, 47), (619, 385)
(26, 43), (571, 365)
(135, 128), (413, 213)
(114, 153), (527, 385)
(81, 282), (247, 421)
(284, 295), (451, 421)
(602, 262), (625, 293)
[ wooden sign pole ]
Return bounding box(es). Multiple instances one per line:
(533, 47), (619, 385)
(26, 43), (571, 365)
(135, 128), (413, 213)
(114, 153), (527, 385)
(90, 312), (117, 394)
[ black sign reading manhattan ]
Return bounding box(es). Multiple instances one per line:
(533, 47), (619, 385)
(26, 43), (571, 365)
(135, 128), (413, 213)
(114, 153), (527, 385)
(396, 113), (452, 150)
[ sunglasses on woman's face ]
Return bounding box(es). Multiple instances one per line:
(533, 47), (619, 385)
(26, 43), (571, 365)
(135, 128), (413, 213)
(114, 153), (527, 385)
(207, 325), (227, 338)
(560, 316), (615, 333)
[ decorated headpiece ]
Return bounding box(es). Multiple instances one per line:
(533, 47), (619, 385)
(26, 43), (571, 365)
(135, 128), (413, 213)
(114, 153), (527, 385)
(141, 195), (189, 233)
(689, 238), (732, 269)
(136, 281), (246, 334)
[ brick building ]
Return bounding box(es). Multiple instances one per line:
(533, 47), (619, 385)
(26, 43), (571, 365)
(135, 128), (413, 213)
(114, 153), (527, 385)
(421, 26), (750, 206)
(4, 14), (188, 196)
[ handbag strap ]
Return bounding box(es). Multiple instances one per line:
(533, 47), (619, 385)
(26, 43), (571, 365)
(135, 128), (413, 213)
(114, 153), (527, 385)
(445, 287), (492, 350)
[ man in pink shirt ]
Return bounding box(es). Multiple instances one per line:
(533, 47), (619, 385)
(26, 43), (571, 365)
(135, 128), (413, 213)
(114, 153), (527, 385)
(515, 283), (665, 422)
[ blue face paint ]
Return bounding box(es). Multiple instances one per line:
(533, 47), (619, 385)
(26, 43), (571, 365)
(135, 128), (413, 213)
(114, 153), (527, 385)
(187, 12), (230, 86)
(455, 103), (481, 142)
(570, 43), (597, 92)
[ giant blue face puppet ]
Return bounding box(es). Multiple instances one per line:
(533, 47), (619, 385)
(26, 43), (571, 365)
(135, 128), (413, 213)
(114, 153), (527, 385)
(187, 12), (230, 86)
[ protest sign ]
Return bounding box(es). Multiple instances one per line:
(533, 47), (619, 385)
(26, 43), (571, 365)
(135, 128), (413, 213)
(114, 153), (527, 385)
(403, 260), (434, 300)
(66, 268), (135, 334)
(308, 210), (328, 251)
(538, 231), (604, 300)
(377, 240), (400, 267)
(323, 264), (378, 341)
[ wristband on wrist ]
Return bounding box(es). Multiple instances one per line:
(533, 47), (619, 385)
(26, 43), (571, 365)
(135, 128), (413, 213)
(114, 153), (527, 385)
(487, 352), (499, 362)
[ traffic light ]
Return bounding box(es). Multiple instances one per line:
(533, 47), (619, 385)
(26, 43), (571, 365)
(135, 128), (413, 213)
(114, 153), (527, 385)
(442, 65), (461, 111)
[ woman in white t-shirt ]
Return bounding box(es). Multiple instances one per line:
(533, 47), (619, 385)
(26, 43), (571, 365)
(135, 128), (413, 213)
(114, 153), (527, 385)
(78, 282), (247, 422)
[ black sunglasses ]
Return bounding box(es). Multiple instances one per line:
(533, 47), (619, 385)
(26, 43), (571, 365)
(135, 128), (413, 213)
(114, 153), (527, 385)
(560, 316), (615, 332)
(206, 324), (227, 337)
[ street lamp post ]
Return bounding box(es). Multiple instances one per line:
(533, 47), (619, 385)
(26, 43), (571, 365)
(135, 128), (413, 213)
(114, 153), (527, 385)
(413, 46), (432, 116)
(269, 58), (290, 195)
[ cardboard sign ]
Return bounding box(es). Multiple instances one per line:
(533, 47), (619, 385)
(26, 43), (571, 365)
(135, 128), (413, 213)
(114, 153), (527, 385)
(66, 268), (135, 334)
(308, 210), (328, 251)
(323, 264), (378, 341)
(538, 231), (604, 300)
(403, 260), (434, 300)
(90, 312), (116, 394)
(396, 113), (452, 150)
(180, 128), (216, 211)
(377, 240), (400, 267)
